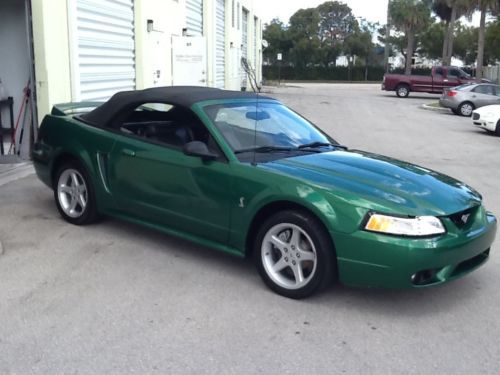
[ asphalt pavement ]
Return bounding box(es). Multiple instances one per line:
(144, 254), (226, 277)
(1, 84), (499, 374)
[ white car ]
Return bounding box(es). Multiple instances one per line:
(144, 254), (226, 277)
(472, 105), (500, 135)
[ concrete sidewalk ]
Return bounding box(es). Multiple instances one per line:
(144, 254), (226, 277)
(0, 157), (34, 187)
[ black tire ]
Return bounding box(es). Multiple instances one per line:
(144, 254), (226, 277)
(458, 102), (474, 117)
(396, 84), (410, 98)
(451, 108), (460, 115)
(254, 210), (336, 299)
(53, 161), (99, 225)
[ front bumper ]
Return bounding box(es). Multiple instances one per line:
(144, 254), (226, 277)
(472, 116), (497, 132)
(333, 207), (497, 288)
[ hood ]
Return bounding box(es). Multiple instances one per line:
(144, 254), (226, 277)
(262, 150), (481, 216)
(474, 104), (500, 116)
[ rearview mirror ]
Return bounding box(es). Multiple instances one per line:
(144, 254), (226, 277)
(246, 110), (270, 121)
(183, 141), (217, 161)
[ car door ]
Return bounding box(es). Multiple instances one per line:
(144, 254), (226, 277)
(106, 111), (233, 244)
(493, 85), (500, 105)
(471, 85), (498, 107)
(443, 68), (461, 88)
(432, 67), (445, 93)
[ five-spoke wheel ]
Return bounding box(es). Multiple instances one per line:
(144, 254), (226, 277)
(54, 162), (98, 225)
(255, 210), (336, 299)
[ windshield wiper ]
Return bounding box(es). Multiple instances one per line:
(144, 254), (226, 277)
(234, 145), (294, 154)
(297, 142), (348, 150)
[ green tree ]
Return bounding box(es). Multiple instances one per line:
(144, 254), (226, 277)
(343, 22), (374, 80)
(484, 18), (500, 63)
(316, 1), (356, 66)
(262, 19), (292, 65)
(433, 0), (475, 65)
(475, 0), (500, 78)
(288, 8), (321, 69)
(453, 24), (477, 65)
(418, 22), (446, 59)
(390, 0), (433, 74)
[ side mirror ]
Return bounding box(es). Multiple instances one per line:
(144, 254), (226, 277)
(183, 141), (218, 161)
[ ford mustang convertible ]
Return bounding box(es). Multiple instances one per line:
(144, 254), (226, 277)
(33, 86), (497, 299)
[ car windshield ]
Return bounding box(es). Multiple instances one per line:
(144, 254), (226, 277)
(458, 69), (471, 79)
(203, 101), (336, 161)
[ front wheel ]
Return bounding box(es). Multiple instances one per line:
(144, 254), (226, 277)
(396, 84), (410, 98)
(254, 210), (336, 299)
(54, 161), (99, 225)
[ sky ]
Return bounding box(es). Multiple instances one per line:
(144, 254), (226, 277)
(254, 0), (390, 26)
(254, 0), (482, 27)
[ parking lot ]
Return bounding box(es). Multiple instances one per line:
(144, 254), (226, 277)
(1, 83), (499, 374)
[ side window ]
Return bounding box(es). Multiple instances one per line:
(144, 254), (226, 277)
(448, 69), (460, 78)
(495, 86), (500, 97)
(434, 68), (443, 77)
(473, 85), (495, 95)
(118, 102), (222, 156)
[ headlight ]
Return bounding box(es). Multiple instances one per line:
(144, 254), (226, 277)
(364, 213), (445, 237)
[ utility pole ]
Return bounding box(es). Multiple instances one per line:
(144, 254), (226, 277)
(384, 0), (391, 73)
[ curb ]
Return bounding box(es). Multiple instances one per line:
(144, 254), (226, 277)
(421, 103), (450, 113)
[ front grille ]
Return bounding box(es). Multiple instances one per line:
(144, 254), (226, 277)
(472, 113), (480, 120)
(448, 207), (477, 229)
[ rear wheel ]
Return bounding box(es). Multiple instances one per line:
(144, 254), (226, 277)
(396, 84), (410, 98)
(254, 210), (336, 299)
(496, 120), (500, 136)
(458, 102), (474, 117)
(54, 162), (99, 225)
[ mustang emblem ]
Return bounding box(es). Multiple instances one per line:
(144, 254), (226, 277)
(239, 197), (245, 208)
(461, 213), (470, 224)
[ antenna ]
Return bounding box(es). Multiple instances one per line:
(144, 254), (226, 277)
(251, 87), (259, 166)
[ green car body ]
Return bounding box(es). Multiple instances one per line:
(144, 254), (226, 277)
(33, 89), (497, 295)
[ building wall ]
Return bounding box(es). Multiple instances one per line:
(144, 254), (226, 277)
(0, 0), (31, 128)
(31, 0), (72, 121)
(31, 0), (262, 122)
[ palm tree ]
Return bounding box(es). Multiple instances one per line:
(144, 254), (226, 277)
(390, 0), (433, 74)
(476, 0), (500, 78)
(433, 0), (476, 65)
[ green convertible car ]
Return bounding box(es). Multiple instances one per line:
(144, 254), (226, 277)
(33, 86), (497, 299)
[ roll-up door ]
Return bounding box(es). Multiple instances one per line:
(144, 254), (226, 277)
(186, 0), (203, 36)
(253, 16), (257, 68)
(73, 0), (135, 101)
(241, 8), (248, 88)
(215, 0), (225, 88)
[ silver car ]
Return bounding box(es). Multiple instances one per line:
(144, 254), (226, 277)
(439, 83), (500, 116)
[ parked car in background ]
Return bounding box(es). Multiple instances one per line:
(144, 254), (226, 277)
(471, 105), (500, 135)
(382, 66), (485, 98)
(439, 83), (500, 116)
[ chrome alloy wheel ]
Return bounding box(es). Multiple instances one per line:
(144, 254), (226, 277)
(261, 223), (317, 290)
(57, 169), (88, 218)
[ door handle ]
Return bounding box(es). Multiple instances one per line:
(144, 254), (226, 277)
(122, 149), (136, 157)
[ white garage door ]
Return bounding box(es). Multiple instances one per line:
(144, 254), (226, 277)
(73, 0), (135, 101)
(241, 8), (248, 87)
(215, 0), (225, 88)
(186, 0), (203, 36)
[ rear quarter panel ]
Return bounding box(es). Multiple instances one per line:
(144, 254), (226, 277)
(35, 115), (116, 211)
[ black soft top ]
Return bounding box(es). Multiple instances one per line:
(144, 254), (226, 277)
(80, 86), (276, 127)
